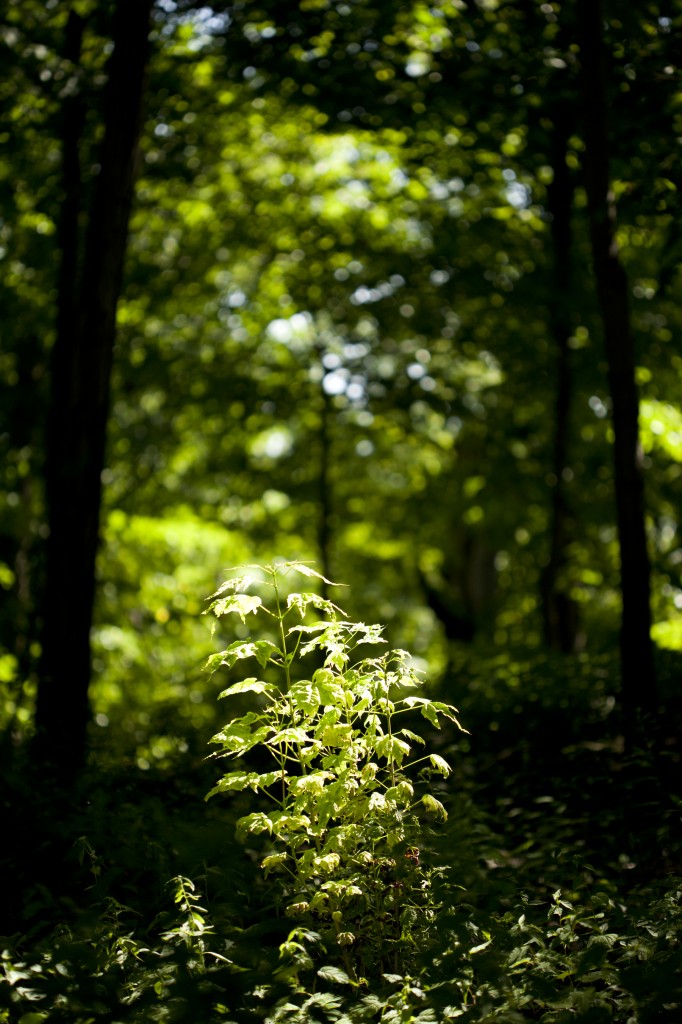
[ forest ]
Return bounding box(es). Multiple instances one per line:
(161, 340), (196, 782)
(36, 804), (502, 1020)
(1, 0), (681, 1020)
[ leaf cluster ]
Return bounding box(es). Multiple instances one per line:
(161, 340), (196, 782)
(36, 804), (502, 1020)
(205, 562), (465, 980)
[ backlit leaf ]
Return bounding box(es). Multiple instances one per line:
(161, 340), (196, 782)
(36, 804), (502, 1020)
(318, 965), (352, 985)
(429, 753), (452, 776)
(422, 794), (448, 821)
(218, 677), (275, 699)
(209, 593), (262, 621)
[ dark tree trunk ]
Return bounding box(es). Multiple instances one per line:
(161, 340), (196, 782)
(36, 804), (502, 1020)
(577, 0), (657, 718)
(541, 102), (582, 653)
(35, 0), (153, 772)
(54, 10), (85, 349)
(315, 347), (334, 601)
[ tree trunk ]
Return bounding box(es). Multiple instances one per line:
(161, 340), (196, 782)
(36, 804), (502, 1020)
(541, 102), (582, 653)
(35, 0), (153, 772)
(315, 348), (333, 600)
(577, 0), (657, 718)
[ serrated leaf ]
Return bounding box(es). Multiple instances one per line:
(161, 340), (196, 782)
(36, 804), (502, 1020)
(235, 812), (273, 840)
(368, 792), (387, 812)
(269, 727), (310, 747)
(429, 753), (452, 776)
(208, 721), (270, 756)
(288, 680), (321, 714)
(314, 852), (341, 873)
(218, 677), (276, 699)
(270, 812), (312, 834)
(385, 781), (414, 804)
(375, 734), (411, 764)
(261, 852), (288, 874)
(318, 723), (353, 747)
(397, 728), (425, 745)
(210, 769), (281, 796)
(290, 771), (333, 795)
(204, 651), (230, 675)
(421, 794), (448, 821)
(209, 593), (262, 622)
(318, 965), (352, 985)
(289, 622), (329, 635)
(430, 701), (469, 733)
(313, 668), (346, 705)
(288, 562), (340, 586)
(420, 704), (441, 727)
(416, 698), (468, 732)
(207, 575), (256, 601)
(206, 639), (278, 673)
(287, 592), (347, 619)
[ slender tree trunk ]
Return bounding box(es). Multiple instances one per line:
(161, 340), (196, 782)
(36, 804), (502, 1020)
(316, 351), (333, 600)
(35, 0), (153, 771)
(541, 102), (581, 653)
(54, 10), (85, 349)
(577, 0), (657, 718)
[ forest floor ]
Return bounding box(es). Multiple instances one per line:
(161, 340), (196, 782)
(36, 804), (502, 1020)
(1, 645), (681, 1022)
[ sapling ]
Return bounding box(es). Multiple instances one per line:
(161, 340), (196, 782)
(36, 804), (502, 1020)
(205, 561), (466, 983)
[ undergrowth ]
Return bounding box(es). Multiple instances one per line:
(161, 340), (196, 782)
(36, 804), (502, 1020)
(1, 565), (680, 1022)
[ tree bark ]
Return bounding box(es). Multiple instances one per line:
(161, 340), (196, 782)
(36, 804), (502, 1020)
(315, 346), (334, 600)
(541, 102), (582, 653)
(577, 0), (657, 718)
(35, 0), (153, 772)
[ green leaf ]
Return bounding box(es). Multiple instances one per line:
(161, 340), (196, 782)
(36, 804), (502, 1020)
(317, 965), (352, 985)
(270, 812), (312, 835)
(429, 700), (469, 733)
(289, 622), (329, 635)
(286, 561), (340, 586)
(204, 651), (230, 675)
(207, 575), (257, 600)
(375, 734), (411, 764)
(402, 695), (440, 727)
(314, 852), (341, 873)
(385, 781), (414, 804)
(288, 680), (322, 713)
(469, 939), (492, 954)
(290, 771), (333, 795)
(368, 792), (387, 812)
(269, 726), (310, 746)
(235, 812), (273, 840)
(209, 769), (281, 796)
(218, 677), (276, 698)
(397, 727), (425, 745)
(208, 593), (262, 622)
(421, 794), (448, 821)
(206, 639), (279, 672)
(320, 878), (364, 897)
(287, 591), (347, 618)
(429, 753), (452, 776)
(208, 720), (270, 755)
(401, 695), (467, 732)
(314, 668), (346, 705)
(318, 722), (353, 747)
(261, 852), (288, 874)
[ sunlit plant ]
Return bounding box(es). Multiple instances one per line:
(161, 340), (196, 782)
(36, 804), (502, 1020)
(205, 561), (466, 983)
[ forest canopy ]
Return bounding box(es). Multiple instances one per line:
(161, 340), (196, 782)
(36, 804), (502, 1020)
(1, 0), (680, 763)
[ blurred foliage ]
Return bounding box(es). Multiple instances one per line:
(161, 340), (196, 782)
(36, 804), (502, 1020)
(1, 0), (681, 756)
(1, 0), (682, 1017)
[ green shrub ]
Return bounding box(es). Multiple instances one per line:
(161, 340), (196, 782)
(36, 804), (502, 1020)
(205, 561), (466, 984)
